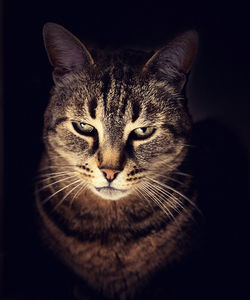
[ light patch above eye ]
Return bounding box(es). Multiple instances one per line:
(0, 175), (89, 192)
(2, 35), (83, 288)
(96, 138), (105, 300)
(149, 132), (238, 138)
(72, 122), (97, 136)
(131, 127), (155, 140)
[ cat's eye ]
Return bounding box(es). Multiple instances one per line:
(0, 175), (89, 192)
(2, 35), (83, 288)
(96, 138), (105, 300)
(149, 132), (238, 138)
(131, 127), (155, 140)
(72, 122), (96, 136)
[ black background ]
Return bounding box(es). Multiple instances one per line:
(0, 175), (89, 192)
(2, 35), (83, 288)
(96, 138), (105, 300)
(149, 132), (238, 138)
(2, 0), (250, 299)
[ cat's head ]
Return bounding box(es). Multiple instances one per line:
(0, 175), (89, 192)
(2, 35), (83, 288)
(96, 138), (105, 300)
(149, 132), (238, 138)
(42, 23), (198, 200)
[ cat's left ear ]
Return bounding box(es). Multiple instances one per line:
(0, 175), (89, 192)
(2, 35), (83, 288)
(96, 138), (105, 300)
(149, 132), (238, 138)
(143, 30), (198, 89)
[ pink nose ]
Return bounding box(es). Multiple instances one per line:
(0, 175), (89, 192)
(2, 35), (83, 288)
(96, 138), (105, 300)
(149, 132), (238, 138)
(101, 169), (120, 181)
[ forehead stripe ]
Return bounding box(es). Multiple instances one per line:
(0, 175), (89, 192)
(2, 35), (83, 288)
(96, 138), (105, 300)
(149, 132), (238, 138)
(132, 102), (141, 122)
(88, 97), (97, 119)
(55, 117), (68, 127)
(121, 93), (129, 115)
(47, 117), (68, 133)
(101, 72), (111, 113)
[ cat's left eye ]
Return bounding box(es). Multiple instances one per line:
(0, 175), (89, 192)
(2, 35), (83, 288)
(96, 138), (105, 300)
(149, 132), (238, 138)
(131, 127), (155, 140)
(72, 122), (96, 136)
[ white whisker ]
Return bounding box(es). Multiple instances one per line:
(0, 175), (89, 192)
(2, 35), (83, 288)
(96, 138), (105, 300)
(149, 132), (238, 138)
(42, 178), (83, 205)
(70, 183), (88, 206)
(147, 177), (201, 214)
(54, 179), (83, 209)
(38, 170), (74, 177)
(38, 174), (79, 192)
(37, 171), (78, 182)
(133, 186), (156, 213)
(145, 180), (185, 210)
(156, 174), (185, 186)
(140, 182), (175, 221)
(144, 180), (197, 221)
(173, 171), (192, 177)
(38, 164), (78, 172)
(144, 182), (181, 219)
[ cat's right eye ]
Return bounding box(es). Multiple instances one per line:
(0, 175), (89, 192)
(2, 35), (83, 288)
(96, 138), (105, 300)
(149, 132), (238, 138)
(72, 122), (97, 137)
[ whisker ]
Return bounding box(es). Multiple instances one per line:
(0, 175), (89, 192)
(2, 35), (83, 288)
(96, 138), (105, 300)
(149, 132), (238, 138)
(141, 182), (190, 228)
(143, 180), (197, 222)
(145, 180), (185, 209)
(179, 143), (195, 148)
(36, 171), (78, 182)
(38, 164), (79, 172)
(173, 171), (192, 178)
(133, 186), (156, 213)
(156, 174), (185, 186)
(145, 182), (181, 215)
(155, 182), (198, 222)
(70, 183), (88, 206)
(37, 170), (74, 176)
(42, 178), (83, 205)
(54, 179), (83, 209)
(147, 177), (202, 214)
(38, 174), (79, 192)
(147, 184), (183, 214)
(140, 182), (175, 221)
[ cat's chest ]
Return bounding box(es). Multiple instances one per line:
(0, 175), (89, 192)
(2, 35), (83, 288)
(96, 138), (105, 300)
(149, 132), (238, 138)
(55, 223), (177, 291)
(37, 187), (194, 297)
(37, 188), (189, 273)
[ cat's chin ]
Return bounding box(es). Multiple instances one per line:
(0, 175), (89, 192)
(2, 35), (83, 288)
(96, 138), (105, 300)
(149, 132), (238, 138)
(91, 186), (129, 201)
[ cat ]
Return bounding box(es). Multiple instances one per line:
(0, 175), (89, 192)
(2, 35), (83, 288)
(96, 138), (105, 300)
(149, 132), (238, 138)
(35, 22), (200, 299)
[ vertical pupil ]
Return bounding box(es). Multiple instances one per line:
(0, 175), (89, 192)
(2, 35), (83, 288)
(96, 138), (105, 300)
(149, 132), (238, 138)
(139, 128), (146, 134)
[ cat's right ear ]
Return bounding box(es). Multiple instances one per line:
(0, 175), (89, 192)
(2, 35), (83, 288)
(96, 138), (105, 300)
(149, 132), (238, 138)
(43, 23), (94, 83)
(143, 30), (198, 89)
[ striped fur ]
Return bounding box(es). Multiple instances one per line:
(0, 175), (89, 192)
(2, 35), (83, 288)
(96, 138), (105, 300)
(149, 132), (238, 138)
(36, 23), (199, 299)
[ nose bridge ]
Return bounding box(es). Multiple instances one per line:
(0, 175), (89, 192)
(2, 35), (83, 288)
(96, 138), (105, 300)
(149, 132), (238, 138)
(97, 141), (125, 170)
(97, 119), (126, 169)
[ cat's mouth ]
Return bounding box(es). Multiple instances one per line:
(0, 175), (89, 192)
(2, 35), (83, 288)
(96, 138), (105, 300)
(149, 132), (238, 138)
(94, 186), (128, 200)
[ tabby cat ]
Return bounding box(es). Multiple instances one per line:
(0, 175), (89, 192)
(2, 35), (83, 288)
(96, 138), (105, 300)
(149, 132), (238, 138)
(35, 23), (200, 299)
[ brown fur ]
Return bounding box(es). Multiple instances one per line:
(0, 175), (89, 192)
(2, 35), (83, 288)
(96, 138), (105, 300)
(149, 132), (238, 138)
(36, 23), (199, 299)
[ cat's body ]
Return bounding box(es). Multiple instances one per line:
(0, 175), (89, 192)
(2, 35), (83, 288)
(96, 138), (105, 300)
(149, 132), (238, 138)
(36, 23), (200, 299)
(36, 160), (197, 299)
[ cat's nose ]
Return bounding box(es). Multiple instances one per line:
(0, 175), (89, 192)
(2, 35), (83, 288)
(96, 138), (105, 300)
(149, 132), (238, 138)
(101, 168), (120, 182)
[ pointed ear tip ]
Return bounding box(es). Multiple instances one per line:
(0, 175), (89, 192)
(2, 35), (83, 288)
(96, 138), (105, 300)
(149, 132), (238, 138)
(184, 30), (199, 44)
(43, 22), (55, 30)
(43, 22), (54, 36)
(43, 22), (63, 35)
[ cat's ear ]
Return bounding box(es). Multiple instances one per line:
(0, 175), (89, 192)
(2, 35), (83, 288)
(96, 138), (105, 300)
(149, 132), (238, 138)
(143, 30), (198, 89)
(43, 23), (94, 83)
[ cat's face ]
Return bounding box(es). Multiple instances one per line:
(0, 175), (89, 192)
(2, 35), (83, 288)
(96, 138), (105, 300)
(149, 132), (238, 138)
(42, 23), (197, 200)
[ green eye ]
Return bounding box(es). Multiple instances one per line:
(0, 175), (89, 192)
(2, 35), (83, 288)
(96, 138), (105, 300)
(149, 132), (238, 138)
(131, 127), (155, 140)
(72, 122), (96, 136)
